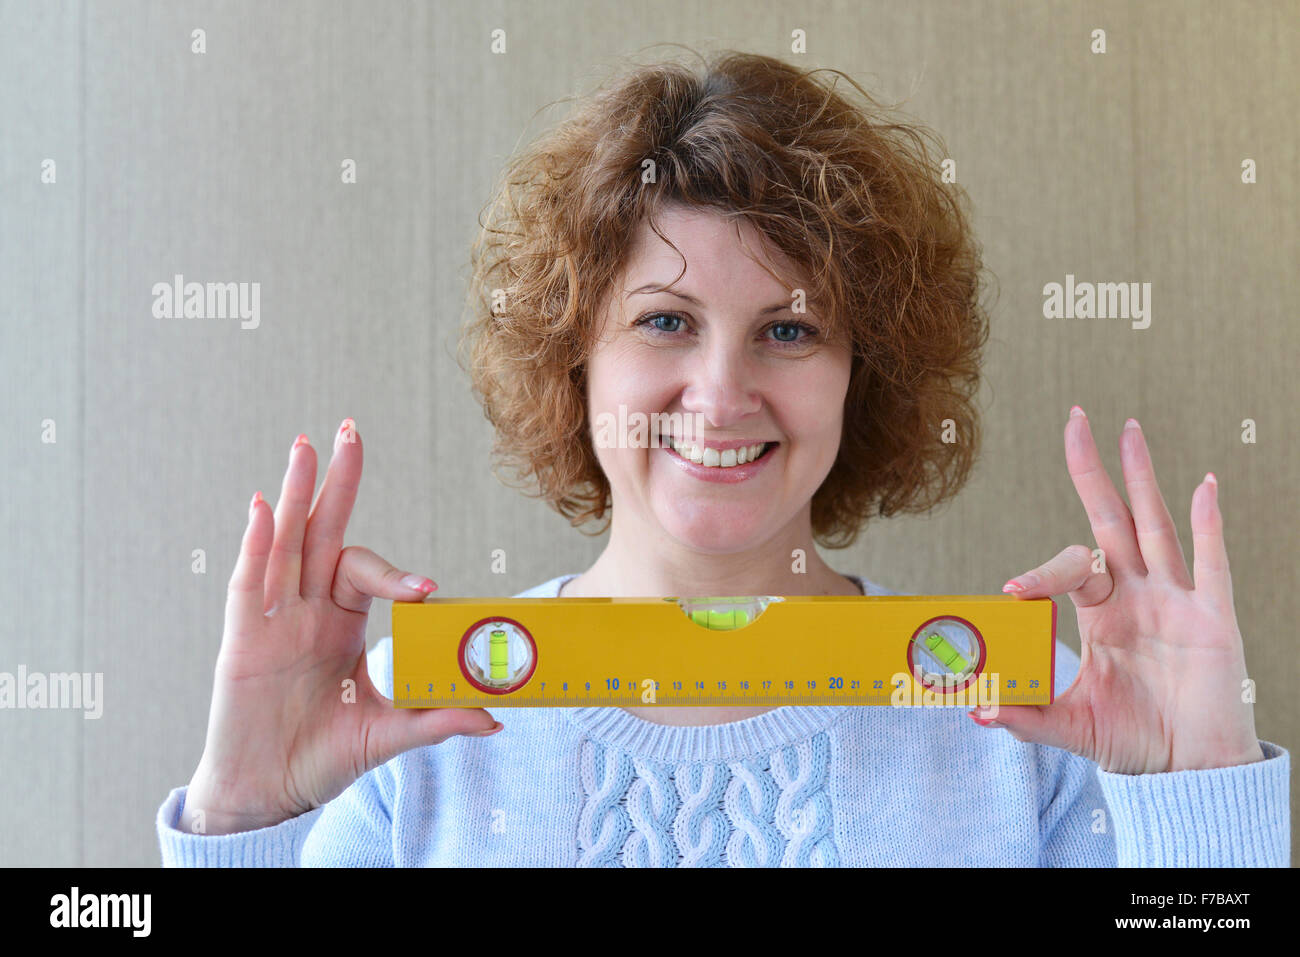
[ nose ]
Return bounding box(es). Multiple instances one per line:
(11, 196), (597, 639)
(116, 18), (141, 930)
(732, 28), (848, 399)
(679, 343), (762, 428)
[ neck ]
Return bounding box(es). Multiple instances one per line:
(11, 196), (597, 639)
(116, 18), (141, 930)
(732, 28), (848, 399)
(561, 507), (862, 598)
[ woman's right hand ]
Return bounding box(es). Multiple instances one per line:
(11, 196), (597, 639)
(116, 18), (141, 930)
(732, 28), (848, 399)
(179, 419), (500, 836)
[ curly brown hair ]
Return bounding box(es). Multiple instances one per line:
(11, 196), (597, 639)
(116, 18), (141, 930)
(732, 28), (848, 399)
(458, 47), (991, 548)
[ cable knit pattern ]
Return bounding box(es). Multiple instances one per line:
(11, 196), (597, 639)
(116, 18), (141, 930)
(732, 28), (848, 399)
(725, 756), (781, 866)
(624, 756), (679, 867)
(576, 735), (838, 867)
(771, 735), (838, 866)
(155, 572), (1292, 867)
(576, 739), (633, 866)
(672, 761), (730, 866)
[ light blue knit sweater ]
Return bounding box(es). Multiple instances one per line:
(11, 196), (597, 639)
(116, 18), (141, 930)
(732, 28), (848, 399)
(156, 573), (1291, 866)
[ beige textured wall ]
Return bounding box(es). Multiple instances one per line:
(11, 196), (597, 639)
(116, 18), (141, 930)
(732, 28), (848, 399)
(1, 0), (1295, 866)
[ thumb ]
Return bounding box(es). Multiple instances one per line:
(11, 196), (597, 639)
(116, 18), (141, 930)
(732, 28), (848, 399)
(968, 701), (1075, 751)
(365, 705), (502, 767)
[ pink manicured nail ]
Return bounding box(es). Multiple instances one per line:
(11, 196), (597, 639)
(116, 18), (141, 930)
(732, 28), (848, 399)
(1205, 472), (1217, 486)
(400, 575), (436, 594)
(335, 418), (356, 450)
(293, 433), (309, 450)
(1069, 405), (1085, 418)
(1004, 573), (1038, 593)
(1124, 418), (1140, 431)
(250, 490), (263, 512)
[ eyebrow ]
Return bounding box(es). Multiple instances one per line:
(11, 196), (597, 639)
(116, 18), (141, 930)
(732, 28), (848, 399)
(627, 283), (795, 315)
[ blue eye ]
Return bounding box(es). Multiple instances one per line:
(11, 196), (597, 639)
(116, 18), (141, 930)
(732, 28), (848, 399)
(770, 322), (804, 343)
(641, 313), (685, 333)
(633, 313), (818, 348)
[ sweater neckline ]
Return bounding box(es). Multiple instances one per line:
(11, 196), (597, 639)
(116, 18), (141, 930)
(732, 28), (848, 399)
(558, 572), (870, 762)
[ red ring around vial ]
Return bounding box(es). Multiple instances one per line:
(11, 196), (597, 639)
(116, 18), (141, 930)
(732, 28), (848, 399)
(457, 616), (539, 695)
(905, 614), (986, 694)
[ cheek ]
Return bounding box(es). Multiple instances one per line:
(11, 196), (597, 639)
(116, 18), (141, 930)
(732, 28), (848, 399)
(587, 349), (680, 418)
(585, 355), (679, 472)
(779, 359), (850, 438)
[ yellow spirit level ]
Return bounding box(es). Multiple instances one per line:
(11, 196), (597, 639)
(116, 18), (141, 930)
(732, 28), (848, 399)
(391, 593), (1057, 708)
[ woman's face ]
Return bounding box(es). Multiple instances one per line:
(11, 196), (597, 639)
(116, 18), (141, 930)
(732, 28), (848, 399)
(586, 204), (853, 555)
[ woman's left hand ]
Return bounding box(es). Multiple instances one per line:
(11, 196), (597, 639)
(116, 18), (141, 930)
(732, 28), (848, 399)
(971, 406), (1265, 773)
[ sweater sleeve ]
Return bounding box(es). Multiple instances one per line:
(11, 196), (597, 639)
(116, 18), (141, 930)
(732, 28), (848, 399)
(156, 640), (399, 867)
(156, 762), (398, 867)
(1092, 742), (1290, 866)
(1037, 642), (1291, 867)
(156, 785), (325, 867)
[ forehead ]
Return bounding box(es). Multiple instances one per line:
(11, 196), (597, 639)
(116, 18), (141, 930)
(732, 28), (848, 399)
(621, 204), (807, 294)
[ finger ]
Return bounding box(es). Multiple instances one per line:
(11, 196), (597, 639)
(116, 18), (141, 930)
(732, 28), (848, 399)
(264, 435), (318, 610)
(365, 705), (502, 768)
(1118, 418), (1192, 588)
(224, 491), (273, 638)
(1003, 544), (1113, 609)
(331, 545), (436, 615)
(968, 699), (1082, 754)
(301, 418), (363, 600)
(1065, 407), (1147, 578)
(1191, 472), (1234, 616)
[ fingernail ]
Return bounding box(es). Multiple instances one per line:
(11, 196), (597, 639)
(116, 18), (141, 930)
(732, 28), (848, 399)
(1124, 417), (1141, 431)
(292, 433), (310, 451)
(335, 418), (356, 450)
(400, 575), (436, 594)
(1069, 405), (1085, 418)
(250, 490), (263, 512)
(1003, 573), (1037, 593)
(1205, 472), (1217, 486)
(467, 723), (503, 737)
(967, 711), (1003, 728)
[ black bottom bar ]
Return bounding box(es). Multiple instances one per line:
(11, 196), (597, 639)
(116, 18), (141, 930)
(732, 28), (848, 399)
(4, 866), (1295, 942)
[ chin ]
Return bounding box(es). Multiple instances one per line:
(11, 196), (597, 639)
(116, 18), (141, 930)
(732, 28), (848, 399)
(654, 502), (773, 555)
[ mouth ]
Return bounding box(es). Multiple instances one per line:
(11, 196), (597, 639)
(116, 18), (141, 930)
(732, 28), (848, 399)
(663, 437), (779, 469)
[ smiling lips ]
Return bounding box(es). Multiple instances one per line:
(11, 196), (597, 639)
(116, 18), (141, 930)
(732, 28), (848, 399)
(660, 436), (779, 483)
(666, 436), (773, 468)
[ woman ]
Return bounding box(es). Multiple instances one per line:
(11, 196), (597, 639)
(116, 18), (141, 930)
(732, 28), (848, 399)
(156, 51), (1288, 866)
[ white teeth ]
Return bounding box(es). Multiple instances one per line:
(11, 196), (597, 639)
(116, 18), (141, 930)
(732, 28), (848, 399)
(668, 439), (769, 468)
